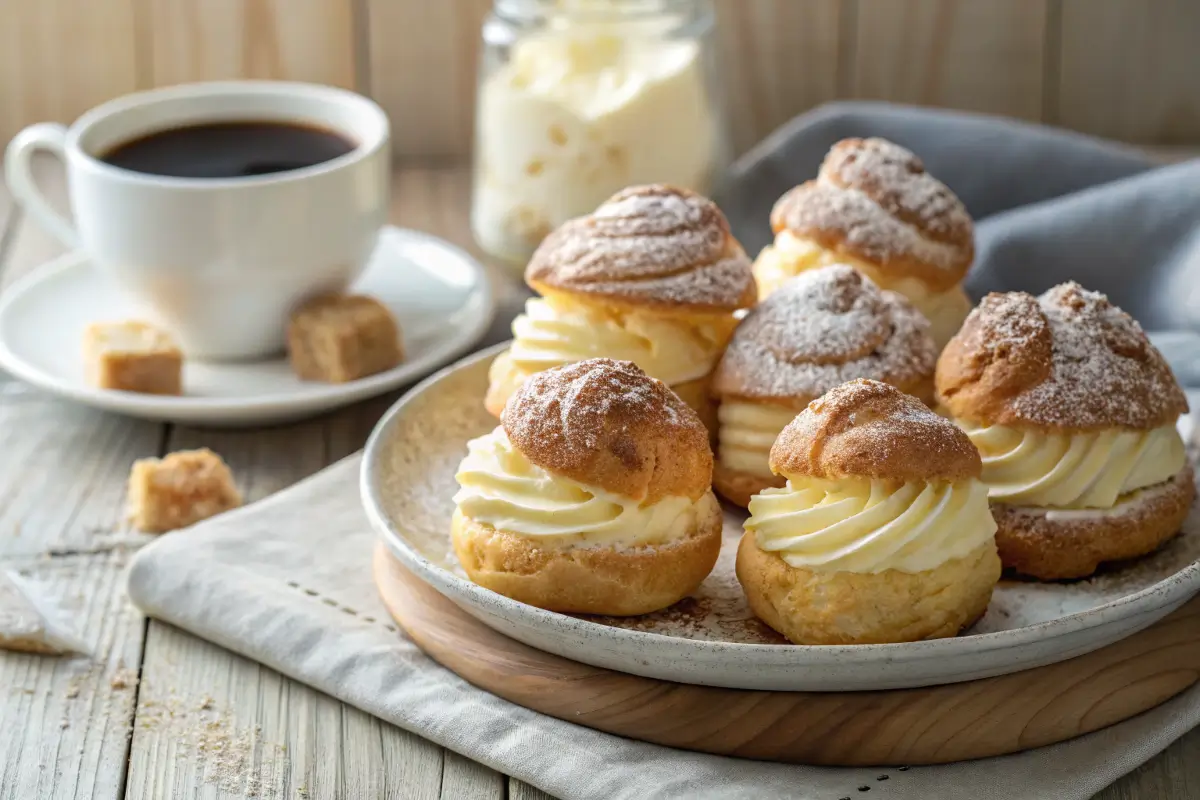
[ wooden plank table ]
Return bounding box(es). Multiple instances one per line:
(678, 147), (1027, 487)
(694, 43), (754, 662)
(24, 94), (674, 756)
(0, 159), (1196, 800)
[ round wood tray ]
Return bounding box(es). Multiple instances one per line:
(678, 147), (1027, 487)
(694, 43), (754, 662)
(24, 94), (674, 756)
(374, 544), (1200, 766)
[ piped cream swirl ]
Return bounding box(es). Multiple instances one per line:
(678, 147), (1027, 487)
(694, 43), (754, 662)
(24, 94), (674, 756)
(453, 427), (713, 547)
(717, 401), (797, 478)
(508, 293), (733, 386)
(745, 476), (997, 573)
(753, 232), (970, 346)
(957, 420), (1186, 509)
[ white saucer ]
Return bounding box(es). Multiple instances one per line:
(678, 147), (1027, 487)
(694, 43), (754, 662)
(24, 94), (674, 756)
(0, 227), (495, 426)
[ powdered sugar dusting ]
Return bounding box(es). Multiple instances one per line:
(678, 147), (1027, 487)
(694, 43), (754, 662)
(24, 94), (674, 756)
(527, 185), (755, 310)
(770, 138), (973, 278)
(772, 379), (982, 483)
(590, 189), (706, 230)
(775, 182), (968, 274)
(713, 266), (937, 406)
(501, 358), (708, 488)
(756, 265), (890, 364)
(1001, 283), (1187, 429)
(586, 508), (786, 643)
(823, 138), (972, 243)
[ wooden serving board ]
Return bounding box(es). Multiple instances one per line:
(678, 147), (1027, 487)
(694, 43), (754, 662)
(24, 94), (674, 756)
(373, 544), (1200, 766)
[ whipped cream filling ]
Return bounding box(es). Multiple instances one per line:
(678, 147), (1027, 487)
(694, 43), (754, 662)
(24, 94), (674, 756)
(454, 427), (714, 548)
(471, 23), (716, 264)
(1006, 479), (1181, 522)
(745, 475), (997, 574)
(753, 231), (970, 346)
(717, 401), (798, 478)
(509, 293), (733, 386)
(958, 420), (1186, 509)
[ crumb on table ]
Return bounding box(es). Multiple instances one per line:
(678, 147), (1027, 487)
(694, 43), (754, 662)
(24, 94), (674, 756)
(286, 294), (403, 383)
(83, 321), (183, 395)
(127, 449), (242, 534)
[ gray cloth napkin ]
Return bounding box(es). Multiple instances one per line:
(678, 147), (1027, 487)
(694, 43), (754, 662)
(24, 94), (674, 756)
(719, 101), (1200, 386)
(127, 104), (1200, 798)
(127, 456), (1200, 800)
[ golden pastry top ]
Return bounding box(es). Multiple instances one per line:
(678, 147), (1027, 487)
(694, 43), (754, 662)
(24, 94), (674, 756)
(711, 265), (937, 409)
(508, 290), (736, 387)
(958, 419), (1187, 509)
(501, 358), (712, 504)
(936, 282), (1188, 432)
(768, 138), (974, 291)
(454, 427), (716, 547)
(770, 379), (981, 484)
(745, 475), (997, 574)
(525, 184), (756, 313)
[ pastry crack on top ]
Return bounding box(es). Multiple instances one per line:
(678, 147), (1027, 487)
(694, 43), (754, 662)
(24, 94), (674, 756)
(526, 184), (756, 311)
(772, 379), (981, 484)
(713, 265), (937, 403)
(820, 137), (973, 244)
(938, 281), (1188, 431)
(769, 138), (974, 282)
(502, 358), (710, 504)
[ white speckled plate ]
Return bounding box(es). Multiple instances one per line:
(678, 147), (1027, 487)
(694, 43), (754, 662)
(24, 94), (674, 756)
(360, 344), (1200, 691)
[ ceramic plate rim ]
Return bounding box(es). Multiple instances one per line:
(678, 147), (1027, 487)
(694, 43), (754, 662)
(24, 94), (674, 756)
(360, 343), (1200, 667)
(0, 228), (495, 421)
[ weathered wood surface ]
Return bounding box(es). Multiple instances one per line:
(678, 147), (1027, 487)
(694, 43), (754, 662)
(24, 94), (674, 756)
(1058, 0), (1200, 144)
(0, 0), (140, 145)
(0, 156), (159, 800)
(142, 0), (358, 91)
(0, 164), (517, 799)
(3, 1), (1200, 151)
(0, 164), (1196, 799)
(852, 0), (1050, 121)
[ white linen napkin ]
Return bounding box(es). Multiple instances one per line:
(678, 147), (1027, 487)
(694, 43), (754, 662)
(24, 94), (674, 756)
(126, 454), (1200, 800)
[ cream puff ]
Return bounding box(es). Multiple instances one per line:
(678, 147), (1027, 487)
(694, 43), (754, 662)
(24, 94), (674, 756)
(753, 137), (975, 348)
(454, 358), (723, 615)
(937, 282), (1193, 580)
(710, 265), (938, 507)
(737, 379), (1001, 645)
(485, 184), (757, 434)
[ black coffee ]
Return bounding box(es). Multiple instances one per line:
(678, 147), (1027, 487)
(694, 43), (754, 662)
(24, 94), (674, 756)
(100, 121), (356, 179)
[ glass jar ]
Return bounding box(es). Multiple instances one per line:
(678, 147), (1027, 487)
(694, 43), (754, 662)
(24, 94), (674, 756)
(470, 0), (727, 271)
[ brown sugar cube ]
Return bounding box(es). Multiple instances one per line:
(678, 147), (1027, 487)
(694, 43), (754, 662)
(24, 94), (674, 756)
(84, 321), (183, 395)
(127, 449), (243, 534)
(287, 294), (403, 383)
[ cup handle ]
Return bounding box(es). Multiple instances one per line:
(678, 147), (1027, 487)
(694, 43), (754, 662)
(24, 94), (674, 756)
(4, 122), (79, 249)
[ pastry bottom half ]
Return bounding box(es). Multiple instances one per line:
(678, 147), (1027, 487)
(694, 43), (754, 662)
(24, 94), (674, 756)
(484, 349), (718, 438)
(712, 461), (784, 508)
(735, 532), (1001, 645)
(450, 501), (723, 616)
(993, 466), (1195, 581)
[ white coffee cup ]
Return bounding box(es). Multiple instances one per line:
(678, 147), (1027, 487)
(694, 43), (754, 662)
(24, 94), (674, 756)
(4, 81), (390, 361)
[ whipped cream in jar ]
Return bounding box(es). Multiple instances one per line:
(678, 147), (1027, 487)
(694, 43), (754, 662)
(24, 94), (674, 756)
(471, 0), (726, 269)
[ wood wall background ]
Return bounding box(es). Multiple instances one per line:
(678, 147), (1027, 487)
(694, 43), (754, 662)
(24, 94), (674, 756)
(2, 0), (1198, 159)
